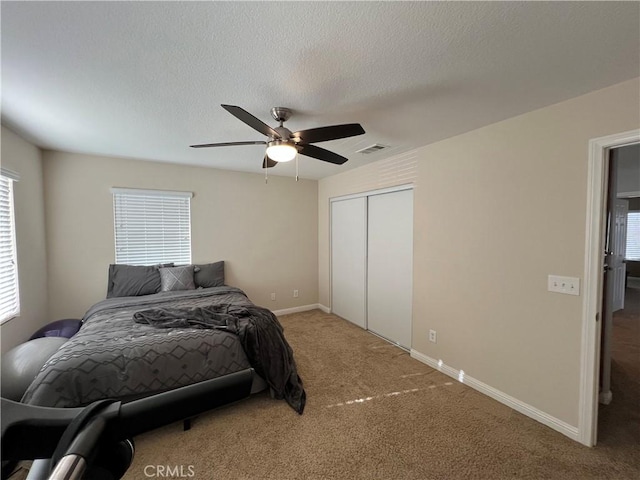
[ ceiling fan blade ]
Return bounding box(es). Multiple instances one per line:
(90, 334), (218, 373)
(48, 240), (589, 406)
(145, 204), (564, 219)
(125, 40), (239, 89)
(296, 144), (348, 165)
(221, 104), (281, 139)
(262, 155), (278, 169)
(291, 123), (365, 144)
(190, 141), (267, 148)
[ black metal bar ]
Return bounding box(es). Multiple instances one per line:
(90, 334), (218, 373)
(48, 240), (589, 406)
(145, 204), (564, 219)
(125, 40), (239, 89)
(1, 400), (87, 460)
(115, 369), (252, 439)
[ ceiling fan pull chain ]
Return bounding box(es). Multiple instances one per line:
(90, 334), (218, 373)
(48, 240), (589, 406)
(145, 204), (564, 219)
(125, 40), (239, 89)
(296, 154), (299, 182)
(265, 163), (268, 184)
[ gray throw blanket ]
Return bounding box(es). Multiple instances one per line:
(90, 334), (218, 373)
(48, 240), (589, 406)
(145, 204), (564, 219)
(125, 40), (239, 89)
(133, 304), (306, 414)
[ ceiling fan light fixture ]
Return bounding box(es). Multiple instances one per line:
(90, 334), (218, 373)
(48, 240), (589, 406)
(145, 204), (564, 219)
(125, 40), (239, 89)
(266, 140), (297, 162)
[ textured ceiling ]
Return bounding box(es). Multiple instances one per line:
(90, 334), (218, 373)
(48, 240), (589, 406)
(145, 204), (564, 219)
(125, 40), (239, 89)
(1, 1), (639, 179)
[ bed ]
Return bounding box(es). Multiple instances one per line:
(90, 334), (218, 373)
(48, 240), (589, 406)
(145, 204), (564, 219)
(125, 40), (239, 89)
(22, 271), (305, 414)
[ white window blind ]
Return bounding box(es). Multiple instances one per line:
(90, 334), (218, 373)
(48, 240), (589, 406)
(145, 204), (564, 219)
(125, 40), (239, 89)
(626, 211), (640, 261)
(112, 188), (192, 265)
(0, 172), (20, 323)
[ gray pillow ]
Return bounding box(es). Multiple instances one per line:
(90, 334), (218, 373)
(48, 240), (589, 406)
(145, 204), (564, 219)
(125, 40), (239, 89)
(159, 265), (196, 292)
(107, 263), (174, 298)
(194, 261), (225, 288)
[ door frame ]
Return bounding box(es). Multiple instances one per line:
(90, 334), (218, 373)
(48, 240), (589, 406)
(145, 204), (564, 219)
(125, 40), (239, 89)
(579, 129), (639, 446)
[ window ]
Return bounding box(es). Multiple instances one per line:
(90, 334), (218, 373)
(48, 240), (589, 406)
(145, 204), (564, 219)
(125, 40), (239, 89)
(626, 211), (640, 261)
(112, 188), (192, 265)
(0, 169), (20, 323)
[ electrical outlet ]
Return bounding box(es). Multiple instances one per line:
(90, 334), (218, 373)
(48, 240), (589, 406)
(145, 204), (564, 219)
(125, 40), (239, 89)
(429, 329), (437, 343)
(271, 293), (276, 301)
(548, 275), (580, 296)
(293, 289), (299, 298)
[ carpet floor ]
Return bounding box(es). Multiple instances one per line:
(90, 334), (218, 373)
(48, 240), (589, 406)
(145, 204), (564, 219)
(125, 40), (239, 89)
(121, 308), (639, 480)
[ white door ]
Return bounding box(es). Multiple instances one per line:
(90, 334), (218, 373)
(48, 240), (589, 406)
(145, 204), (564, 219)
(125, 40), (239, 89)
(600, 168), (629, 405)
(610, 198), (628, 312)
(367, 189), (413, 349)
(331, 197), (367, 328)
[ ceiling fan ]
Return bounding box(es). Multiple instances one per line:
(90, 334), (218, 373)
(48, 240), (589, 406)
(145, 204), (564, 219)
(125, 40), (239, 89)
(190, 105), (365, 169)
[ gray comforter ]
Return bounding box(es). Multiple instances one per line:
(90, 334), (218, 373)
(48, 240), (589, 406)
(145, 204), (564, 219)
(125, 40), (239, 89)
(22, 287), (270, 408)
(133, 304), (305, 413)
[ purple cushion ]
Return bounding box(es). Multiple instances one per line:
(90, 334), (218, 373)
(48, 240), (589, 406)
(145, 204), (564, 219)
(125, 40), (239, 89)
(29, 319), (82, 340)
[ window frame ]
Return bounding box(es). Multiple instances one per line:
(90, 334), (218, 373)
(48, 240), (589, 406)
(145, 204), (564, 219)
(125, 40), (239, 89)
(0, 168), (20, 324)
(625, 210), (640, 261)
(111, 187), (193, 266)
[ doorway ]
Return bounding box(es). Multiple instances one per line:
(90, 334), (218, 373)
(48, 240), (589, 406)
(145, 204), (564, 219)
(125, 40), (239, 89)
(580, 130), (640, 447)
(597, 143), (640, 444)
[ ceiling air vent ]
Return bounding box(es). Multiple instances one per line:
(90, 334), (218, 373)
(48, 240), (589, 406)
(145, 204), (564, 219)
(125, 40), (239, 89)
(356, 144), (389, 154)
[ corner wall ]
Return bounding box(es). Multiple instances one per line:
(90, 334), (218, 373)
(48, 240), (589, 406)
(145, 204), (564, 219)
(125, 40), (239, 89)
(43, 152), (318, 318)
(318, 78), (640, 430)
(0, 126), (49, 352)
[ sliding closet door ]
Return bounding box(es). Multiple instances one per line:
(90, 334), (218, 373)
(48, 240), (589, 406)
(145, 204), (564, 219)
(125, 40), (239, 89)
(331, 197), (367, 328)
(367, 189), (413, 348)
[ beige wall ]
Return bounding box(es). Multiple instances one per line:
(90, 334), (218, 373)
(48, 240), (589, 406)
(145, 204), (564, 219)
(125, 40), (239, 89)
(43, 151), (318, 319)
(0, 126), (49, 352)
(319, 78), (640, 428)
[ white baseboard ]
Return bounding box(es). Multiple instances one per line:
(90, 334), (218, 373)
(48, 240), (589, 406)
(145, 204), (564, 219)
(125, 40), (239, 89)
(410, 349), (580, 442)
(272, 304), (329, 316)
(317, 304), (330, 313)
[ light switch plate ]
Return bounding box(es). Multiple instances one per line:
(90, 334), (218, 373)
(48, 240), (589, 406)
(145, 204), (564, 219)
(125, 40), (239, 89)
(548, 275), (580, 296)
